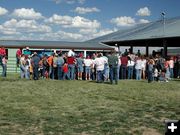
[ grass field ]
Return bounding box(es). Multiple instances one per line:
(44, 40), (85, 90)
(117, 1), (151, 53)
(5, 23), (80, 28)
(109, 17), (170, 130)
(0, 74), (180, 135)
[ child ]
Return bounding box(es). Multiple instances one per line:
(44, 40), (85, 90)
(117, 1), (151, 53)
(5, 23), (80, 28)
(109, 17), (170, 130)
(63, 62), (69, 80)
(153, 65), (159, 81)
(158, 69), (168, 82)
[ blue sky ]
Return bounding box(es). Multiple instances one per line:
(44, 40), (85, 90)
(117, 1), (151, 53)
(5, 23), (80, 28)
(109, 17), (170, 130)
(0, 0), (180, 41)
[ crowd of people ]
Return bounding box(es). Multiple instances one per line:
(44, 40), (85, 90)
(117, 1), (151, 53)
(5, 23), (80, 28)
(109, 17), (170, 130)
(1, 46), (180, 84)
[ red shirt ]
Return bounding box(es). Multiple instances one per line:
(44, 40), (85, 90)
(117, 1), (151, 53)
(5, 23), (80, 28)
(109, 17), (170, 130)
(0, 48), (6, 56)
(121, 56), (128, 66)
(63, 64), (68, 73)
(67, 57), (75, 65)
(16, 49), (22, 57)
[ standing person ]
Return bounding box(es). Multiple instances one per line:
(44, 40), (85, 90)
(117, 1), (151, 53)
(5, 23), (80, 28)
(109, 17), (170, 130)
(117, 54), (121, 80)
(47, 53), (54, 79)
(25, 55), (31, 79)
(63, 62), (69, 80)
(169, 56), (174, 79)
(108, 50), (119, 84)
(135, 56), (142, 80)
(52, 53), (58, 79)
(147, 59), (154, 83)
(16, 48), (22, 67)
(94, 53), (107, 83)
(120, 54), (128, 79)
(67, 55), (76, 80)
(177, 55), (180, 78)
(23, 47), (31, 56)
(56, 53), (64, 80)
(42, 55), (48, 79)
(84, 56), (93, 80)
(164, 58), (170, 82)
(20, 54), (26, 78)
(127, 56), (135, 79)
(141, 55), (147, 79)
(2, 56), (8, 77)
(31, 52), (40, 80)
(0, 47), (6, 68)
(76, 53), (84, 80)
(102, 53), (109, 81)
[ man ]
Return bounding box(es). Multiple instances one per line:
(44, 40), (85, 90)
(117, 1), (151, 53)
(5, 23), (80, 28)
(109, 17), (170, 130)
(108, 51), (119, 84)
(16, 48), (22, 67)
(23, 47), (31, 56)
(56, 53), (64, 80)
(94, 53), (107, 83)
(121, 54), (128, 79)
(31, 52), (40, 80)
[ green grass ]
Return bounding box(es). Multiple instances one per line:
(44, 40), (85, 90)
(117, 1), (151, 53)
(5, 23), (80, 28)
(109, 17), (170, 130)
(0, 74), (180, 135)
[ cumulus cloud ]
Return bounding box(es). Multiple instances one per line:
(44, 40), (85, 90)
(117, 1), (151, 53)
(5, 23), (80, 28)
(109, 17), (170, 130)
(12, 8), (43, 19)
(111, 16), (135, 27)
(39, 31), (83, 41)
(139, 19), (149, 24)
(136, 7), (151, 16)
(3, 19), (52, 33)
(74, 7), (100, 14)
(47, 14), (101, 29)
(0, 25), (20, 35)
(0, 7), (8, 16)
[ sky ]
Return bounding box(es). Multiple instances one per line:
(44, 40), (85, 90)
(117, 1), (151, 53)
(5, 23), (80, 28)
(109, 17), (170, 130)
(0, 0), (180, 42)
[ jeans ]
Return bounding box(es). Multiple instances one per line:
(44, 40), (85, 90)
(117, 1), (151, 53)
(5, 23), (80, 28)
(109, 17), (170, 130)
(103, 64), (109, 80)
(136, 69), (141, 80)
(109, 66), (118, 84)
(117, 65), (120, 80)
(121, 65), (127, 79)
(97, 70), (103, 83)
(33, 66), (39, 80)
(148, 71), (153, 83)
(68, 64), (75, 80)
(63, 72), (69, 80)
(2, 64), (7, 77)
(128, 66), (134, 79)
(169, 68), (174, 78)
(57, 65), (63, 80)
(20, 65), (26, 78)
(25, 68), (30, 79)
(49, 66), (53, 79)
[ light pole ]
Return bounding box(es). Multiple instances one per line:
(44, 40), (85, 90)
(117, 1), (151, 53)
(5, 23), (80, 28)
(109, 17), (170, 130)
(161, 12), (166, 35)
(161, 12), (167, 57)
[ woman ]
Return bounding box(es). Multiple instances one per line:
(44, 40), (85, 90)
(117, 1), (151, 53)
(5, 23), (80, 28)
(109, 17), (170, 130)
(127, 56), (135, 79)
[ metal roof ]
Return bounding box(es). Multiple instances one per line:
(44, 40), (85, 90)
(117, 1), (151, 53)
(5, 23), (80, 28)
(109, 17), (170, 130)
(88, 16), (180, 43)
(0, 40), (113, 50)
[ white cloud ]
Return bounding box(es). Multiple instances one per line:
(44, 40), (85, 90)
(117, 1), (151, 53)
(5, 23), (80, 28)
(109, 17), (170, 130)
(52, 0), (85, 4)
(0, 25), (20, 35)
(136, 7), (151, 16)
(47, 14), (101, 29)
(12, 8), (43, 19)
(39, 31), (83, 41)
(139, 19), (149, 24)
(0, 7), (8, 16)
(111, 16), (135, 27)
(74, 7), (100, 14)
(47, 14), (72, 25)
(3, 19), (52, 33)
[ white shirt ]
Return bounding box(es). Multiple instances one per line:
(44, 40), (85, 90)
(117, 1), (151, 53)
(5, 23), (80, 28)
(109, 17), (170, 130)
(169, 60), (174, 68)
(94, 57), (106, 71)
(127, 60), (135, 67)
(135, 59), (142, 70)
(141, 59), (147, 70)
(68, 50), (75, 57)
(84, 59), (93, 67)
